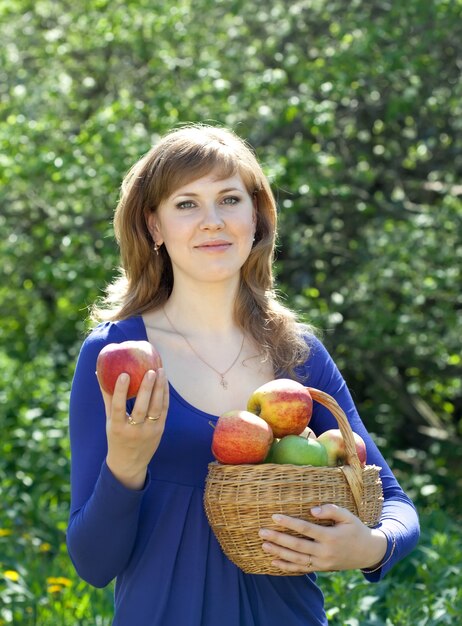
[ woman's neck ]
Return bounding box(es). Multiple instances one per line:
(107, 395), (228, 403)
(164, 283), (239, 335)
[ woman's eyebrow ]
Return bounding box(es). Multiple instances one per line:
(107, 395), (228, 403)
(173, 186), (243, 199)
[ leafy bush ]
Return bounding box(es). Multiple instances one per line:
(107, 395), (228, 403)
(319, 508), (462, 625)
(1, 0), (460, 623)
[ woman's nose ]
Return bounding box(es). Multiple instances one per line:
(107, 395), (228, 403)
(200, 203), (224, 229)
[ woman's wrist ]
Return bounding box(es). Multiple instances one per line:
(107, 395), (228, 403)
(106, 456), (148, 491)
(361, 529), (395, 573)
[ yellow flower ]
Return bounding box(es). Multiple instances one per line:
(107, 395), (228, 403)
(39, 542), (52, 553)
(3, 570), (20, 582)
(46, 576), (72, 587)
(47, 584), (63, 594)
(0, 529), (12, 538)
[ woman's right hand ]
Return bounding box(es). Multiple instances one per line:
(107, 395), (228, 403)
(98, 368), (169, 490)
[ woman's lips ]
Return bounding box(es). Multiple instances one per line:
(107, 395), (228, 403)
(195, 240), (232, 251)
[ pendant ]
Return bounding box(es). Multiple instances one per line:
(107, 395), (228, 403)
(219, 376), (228, 389)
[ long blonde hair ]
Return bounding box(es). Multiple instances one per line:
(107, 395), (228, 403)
(91, 124), (312, 375)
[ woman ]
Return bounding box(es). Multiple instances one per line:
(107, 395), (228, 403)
(67, 124), (420, 625)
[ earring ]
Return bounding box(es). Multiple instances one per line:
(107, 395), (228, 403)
(153, 242), (159, 256)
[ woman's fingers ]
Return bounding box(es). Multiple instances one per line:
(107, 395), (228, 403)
(258, 513), (326, 572)
(145, 368), (169, 426)
(258, 507), (379, 573)
(97, 369), (158, 425)
(127, 370), (158, 425)
(97, 371), (132, 425)
(263, 514), (323, 542)
(258, 529), (324, 574)
(259, 527), (315, 555)
(97, 367), (169, 432)
(262, 545), (315, 573)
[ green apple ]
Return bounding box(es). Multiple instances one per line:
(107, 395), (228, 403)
(271, 435), (328, 466)
(263, 439), (280, 463)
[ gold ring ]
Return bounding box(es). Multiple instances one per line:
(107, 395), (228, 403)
(146, 415), (160, 422)
(128, 416), (144, 426)
(306, 555), (312, 570)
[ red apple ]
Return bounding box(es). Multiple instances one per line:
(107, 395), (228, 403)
(211, 410), (274, 465)
(247, 379), (313, 438)
(96, 340), (162, 399)
(316, 429), (367, 467)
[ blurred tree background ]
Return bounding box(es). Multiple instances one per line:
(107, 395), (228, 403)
(1, 0), (461, 623)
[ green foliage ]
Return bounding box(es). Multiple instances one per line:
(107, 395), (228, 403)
(319, 509), (462, 625)
(0, 507), (460, 625)
(0, 0), (461, 623)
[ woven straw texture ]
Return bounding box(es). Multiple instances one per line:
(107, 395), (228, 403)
(204, 387), (384, 575)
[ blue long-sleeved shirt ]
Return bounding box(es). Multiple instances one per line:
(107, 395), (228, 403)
(67, 316), (420, 625)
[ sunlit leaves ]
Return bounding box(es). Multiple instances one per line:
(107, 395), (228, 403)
(0, 0), (461, 622)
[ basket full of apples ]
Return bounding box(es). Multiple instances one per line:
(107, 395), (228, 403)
(203, 379), (384, 576)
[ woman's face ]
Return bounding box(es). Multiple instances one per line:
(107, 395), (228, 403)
(148, 169), (256, 287)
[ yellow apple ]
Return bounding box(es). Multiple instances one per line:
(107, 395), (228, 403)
(317, 429), (367, 467)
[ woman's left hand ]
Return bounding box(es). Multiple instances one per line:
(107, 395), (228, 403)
(258, 504), (387, 574)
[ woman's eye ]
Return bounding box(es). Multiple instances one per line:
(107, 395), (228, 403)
(177, 200), (196, 209)
(222, 196), (239, 205)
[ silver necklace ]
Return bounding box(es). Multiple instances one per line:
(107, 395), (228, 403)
(163, 307), (245, 390)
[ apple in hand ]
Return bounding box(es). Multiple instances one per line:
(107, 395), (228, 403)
(96, 340), (162, 399)
(247, 378), (313, 438)
(271, 435), (328, 466)
(316, 429), (367, 467)
(211, 410), (274, 465)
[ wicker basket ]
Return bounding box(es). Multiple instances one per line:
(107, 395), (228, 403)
(204, 387), (384, 575)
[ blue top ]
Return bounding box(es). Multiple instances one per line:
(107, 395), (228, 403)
(67, 316), (420, 626)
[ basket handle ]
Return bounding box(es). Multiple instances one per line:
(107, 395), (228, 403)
(307, 387), (364, 518)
